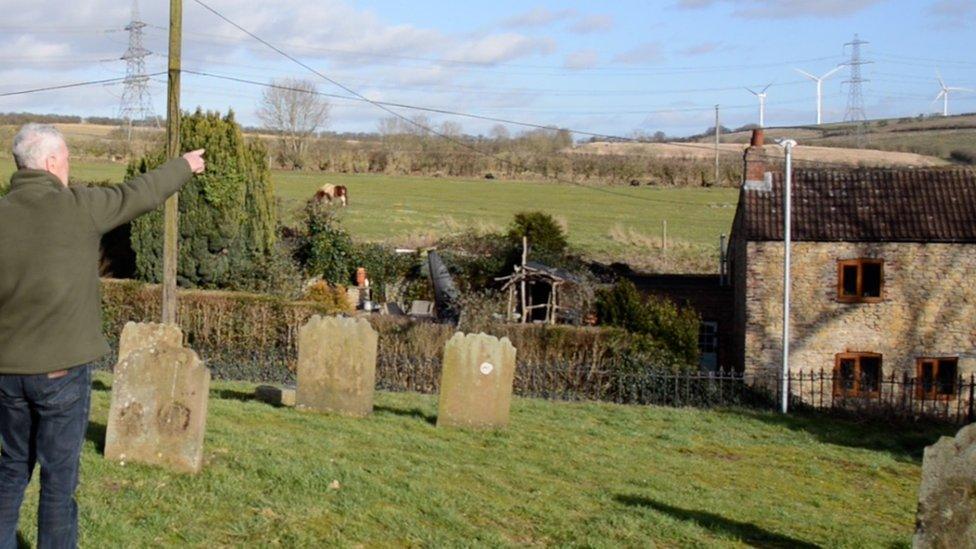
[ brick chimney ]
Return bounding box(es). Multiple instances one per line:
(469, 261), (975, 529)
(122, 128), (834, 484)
(742, 128), (770, 190)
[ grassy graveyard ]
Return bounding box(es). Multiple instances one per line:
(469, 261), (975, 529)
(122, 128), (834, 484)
(12, 373), (948, 547)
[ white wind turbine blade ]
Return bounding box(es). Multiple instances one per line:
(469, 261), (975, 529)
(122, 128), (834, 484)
(947, 87), (974, 92)
(746, 87), (758, 96)
(934, 90), (946, 102)
(936, 69), (947, 90)
(760, 82), (772, 93)
(821, 65), (844, 80)
(794, 68), (817, 81)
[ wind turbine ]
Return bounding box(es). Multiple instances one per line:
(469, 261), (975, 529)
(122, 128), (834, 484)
(746, 83), (772, 127)
(795, 65), (844, 125)
(935, 70), (973, 117)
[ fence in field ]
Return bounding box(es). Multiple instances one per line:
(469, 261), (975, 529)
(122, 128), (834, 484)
(374, 357), (976, 424)
(96, 348), (976, 424)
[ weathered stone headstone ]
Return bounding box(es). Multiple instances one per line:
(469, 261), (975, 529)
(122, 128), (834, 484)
(913, 422), (976, 548)
(437, 332), (517, 429)
(117, 321), (182, 363)
(104, 323), (210, 474)
(255, 385), (296, 407)
(296, 315), (378, 417)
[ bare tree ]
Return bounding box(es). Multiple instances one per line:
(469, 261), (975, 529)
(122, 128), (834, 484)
(489, 124), (510, 141)
(257, 78), (330, 169)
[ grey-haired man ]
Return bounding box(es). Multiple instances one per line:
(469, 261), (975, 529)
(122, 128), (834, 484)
(0, 123), (204, 548)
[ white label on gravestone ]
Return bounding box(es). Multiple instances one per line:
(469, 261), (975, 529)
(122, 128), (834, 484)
(479, 362), (494, 375)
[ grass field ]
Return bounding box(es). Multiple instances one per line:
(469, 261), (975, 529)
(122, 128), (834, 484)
(272, 171), (736, 271)
(11, 373), (949, 547)
(1, 158), (737, 272)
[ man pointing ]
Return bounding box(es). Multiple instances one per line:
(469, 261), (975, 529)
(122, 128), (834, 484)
(0, 123), (204, 548)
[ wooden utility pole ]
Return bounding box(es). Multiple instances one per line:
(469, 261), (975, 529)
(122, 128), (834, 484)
(162, 0), (182, 324)
(714, 104), (720, 185)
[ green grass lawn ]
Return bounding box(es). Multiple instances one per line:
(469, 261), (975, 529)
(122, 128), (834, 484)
(11, 373), (947, 547)
(0, 158), (738, 271)
(0, 157), (124, 187)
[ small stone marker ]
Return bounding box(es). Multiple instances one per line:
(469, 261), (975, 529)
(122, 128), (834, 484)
(255, 385), (296, 407)
(296, 315), (378, 417)
(437, 332), (517, 429)
(913, 422), (976, 548)
(104, 323), (210, 474)
(117, 321), (182, 363)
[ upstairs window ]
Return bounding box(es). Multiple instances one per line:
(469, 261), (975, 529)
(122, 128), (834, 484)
(837, 259), (883, 303)
(834, 353), (882, 398)
(916, 358), (959, 400)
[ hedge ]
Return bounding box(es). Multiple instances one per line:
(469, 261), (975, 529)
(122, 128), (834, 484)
(99, 278), (695, 395)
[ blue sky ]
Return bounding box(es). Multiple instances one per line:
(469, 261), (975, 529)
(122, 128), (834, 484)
(0, 0), (974, 138)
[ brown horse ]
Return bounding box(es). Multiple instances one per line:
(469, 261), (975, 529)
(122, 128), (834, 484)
(313, 184), (348, 206)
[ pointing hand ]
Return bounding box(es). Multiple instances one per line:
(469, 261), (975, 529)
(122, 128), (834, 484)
(182, 149), (206, 174)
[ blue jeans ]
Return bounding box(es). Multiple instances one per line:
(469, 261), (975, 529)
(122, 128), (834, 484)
(0, 364), (91, 549)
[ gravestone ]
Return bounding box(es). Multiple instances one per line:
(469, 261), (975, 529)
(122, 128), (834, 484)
(437, 332), (517, 429)
(913, 422), (976, 548)
(255, 385), (296, 407)
(117, 321), (182, 363)
(104, 324), (210, 474)
(296, 315), (378, 417)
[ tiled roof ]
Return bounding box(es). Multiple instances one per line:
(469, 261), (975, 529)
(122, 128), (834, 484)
(740, 168), (976, 242)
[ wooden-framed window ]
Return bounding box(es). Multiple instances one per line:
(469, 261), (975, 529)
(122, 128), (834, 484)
(837, 259), (883, 303)
(833, 352), (882, 398)
(916, 358), (959, 400)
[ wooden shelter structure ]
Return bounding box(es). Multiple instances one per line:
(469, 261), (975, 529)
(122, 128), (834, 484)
(497, 260), (581, 324)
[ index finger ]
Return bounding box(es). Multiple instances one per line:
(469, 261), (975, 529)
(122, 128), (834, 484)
(189, 148), (205, 156)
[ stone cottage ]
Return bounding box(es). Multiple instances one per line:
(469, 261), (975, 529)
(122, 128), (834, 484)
(729, 130), (976, 400)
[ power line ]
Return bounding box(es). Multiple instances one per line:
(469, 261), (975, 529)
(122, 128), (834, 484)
(169, 53), (813, 97)
(0, 74), (164, 97)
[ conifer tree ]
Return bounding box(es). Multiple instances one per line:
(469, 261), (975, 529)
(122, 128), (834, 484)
(129, 109), (277, 288)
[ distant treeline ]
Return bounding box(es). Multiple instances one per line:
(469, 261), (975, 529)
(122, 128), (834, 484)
(262, 124), (741, 186)
(1, 112), (742, 186)
(0, 112), (159, 127)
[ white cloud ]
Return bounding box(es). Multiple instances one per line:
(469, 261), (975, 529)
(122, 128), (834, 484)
(451, 33), (554, 65)
(675, 0), (885, 18)
(501, 7), (577, 28)
(563, 49), (600, 70)
(613, 42), (664, 65)
(678, 41), (724, 56)
(569, 14), (614, 34)
(928, 0), (976, 28)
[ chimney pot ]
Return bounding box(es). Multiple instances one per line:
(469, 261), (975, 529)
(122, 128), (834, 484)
(750, 128), (764, 147)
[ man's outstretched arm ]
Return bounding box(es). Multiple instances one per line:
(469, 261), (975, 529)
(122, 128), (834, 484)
(74, 149), (206, 234)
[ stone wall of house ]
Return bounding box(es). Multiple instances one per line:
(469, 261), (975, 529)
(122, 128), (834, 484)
(744, 241), (976, 381)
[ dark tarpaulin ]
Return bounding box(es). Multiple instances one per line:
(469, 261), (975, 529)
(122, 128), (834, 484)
(427, 251), (461, 324)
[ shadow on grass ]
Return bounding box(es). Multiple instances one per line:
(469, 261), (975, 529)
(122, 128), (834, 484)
(614, 495), (820, 549)
(91, 379), (110, 392)
(373, 405), (437, 425)
(722, 408), (958, 462)
(210, 388), (257, 403)
(86, 421), (106, 453)
(17, 531), (28, 549)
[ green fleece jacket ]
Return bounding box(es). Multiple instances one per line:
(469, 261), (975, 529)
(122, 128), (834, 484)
(0, 158), (192, 374)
